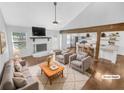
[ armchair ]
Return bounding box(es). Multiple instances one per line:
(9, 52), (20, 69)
(55, 49), (72, 64)
(69, 53), (93, 73)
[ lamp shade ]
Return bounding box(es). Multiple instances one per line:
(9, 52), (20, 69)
(101, 33), (106, 37)
(13, 47), (20, 56)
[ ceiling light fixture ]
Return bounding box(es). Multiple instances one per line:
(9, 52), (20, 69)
(53, 2), (58, 24)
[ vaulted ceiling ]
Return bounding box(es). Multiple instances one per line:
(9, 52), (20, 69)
(63, 2), (124, 30)
(0, 2), (124, 31)
(0, 2), (90, 30)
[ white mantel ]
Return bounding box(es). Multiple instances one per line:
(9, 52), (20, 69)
(30, 36), (52, 41)
(31, 36), (53, 57)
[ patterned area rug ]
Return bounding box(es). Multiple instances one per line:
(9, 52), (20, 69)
(29, 62), (89, 90)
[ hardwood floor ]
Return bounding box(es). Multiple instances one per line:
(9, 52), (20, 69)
(23, 56), (48, 66)
(83, 56), (124, 89)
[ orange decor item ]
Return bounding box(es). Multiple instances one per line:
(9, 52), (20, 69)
(39, 62), (64, 85)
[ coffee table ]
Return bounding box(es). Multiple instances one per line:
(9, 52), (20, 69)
(39, 62), (64, 85)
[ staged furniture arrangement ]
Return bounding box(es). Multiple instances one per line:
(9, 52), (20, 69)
(0, 59), (39, 90)
(68, 43), (94, 73)
(39, 62), (64, 85)
(76, 43), (95, 57)
(55, 45), (94, 74)
(55, 49), (72, 64)
(69, 53), (93, 73)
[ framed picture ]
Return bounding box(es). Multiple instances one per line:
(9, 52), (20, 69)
(0, 33), (1, 54)
(0, 32), (6, 54)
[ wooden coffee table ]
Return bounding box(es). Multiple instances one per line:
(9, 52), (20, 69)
(39, 62), (64, 85)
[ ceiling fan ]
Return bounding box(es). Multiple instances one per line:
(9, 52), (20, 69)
(53, 2), (59, 24)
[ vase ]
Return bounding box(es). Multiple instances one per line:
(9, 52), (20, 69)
(47, 56), (51, 67)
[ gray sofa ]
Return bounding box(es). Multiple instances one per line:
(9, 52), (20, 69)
(55, 50), (72, 64)
(69, 53), (93, 73)
(0, 60), (39, 90)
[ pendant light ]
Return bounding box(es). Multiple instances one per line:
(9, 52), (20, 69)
(53, 2), (58, 24)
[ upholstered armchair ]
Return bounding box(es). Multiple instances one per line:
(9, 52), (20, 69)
(55, 49), (72, 64)
(69, 53), (93, 73)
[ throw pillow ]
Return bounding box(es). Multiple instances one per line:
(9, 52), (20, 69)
(76, 54), (85, 61)
(62, 49), (70, 54)
(77, 52), (87, 61)
(14, 72), (24, 77)
(13, 77), (27, 88)
(61, 51), (67, 55)
(19, 60), (26, 66)
(79, 52), (88, 57)
(14, 61), (22, 72)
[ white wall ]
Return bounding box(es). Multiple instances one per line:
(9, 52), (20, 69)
(7, 25), (32, 57)
(6, 25), (60, 57)
(0, 9), (9, 80)
(61, 34), (68, 49)
(64, 2), (124, 29)
(116, 32), (124, 55)
(46, 29), (60, 50)
(118, 32), (124, 48)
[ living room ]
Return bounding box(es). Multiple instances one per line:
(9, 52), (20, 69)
(0, 1), (124, 91)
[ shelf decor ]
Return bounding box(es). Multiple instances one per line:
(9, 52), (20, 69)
(101, 33), (106, 37)
(47, 56), (52, 67)
(86, 33), (90, 37)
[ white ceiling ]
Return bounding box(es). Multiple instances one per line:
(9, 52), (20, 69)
(0, 2), (90, 30)
(64, 2), (124, 30)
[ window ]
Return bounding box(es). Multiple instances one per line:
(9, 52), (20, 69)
(67, 34), (71, 45)
(12, 32), (26, 50)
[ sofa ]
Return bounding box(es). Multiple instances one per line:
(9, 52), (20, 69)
(0, 60), (39, 90)
(69, 53), (93, 73)
(55, 49), (72, 64)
